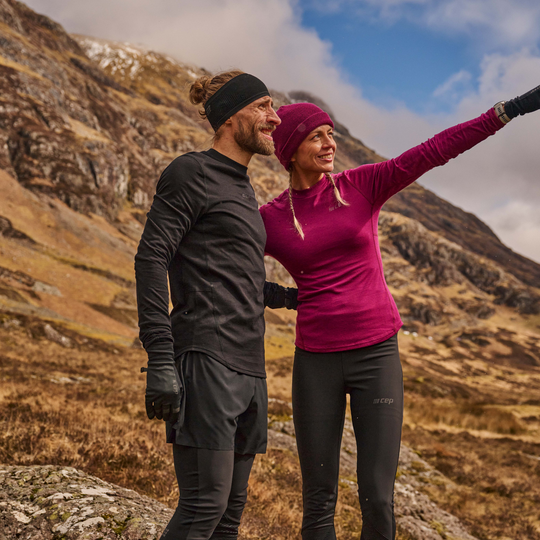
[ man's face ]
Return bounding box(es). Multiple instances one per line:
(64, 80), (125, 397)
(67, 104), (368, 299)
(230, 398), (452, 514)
(231, 97), (281, 156)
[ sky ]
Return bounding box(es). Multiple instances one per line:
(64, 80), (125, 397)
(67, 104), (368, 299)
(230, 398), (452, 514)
(23, 0), (540, 264)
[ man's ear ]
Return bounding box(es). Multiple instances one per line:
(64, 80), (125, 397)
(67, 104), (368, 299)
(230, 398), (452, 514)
(221, 116), (235, 133)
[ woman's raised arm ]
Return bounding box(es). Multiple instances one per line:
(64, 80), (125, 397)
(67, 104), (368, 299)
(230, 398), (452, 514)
(342, 84), (540, 208)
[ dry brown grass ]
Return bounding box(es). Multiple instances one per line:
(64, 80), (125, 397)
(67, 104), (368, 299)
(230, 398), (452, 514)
(401, 350), (540, 538)
(395, 325), (540, 540)
(0, 320), (176, 502)
(3, 311), (540, 539)
(406, 397), (526, 435)
(402, 425), (540, 540)
(0, 319), (375, 538)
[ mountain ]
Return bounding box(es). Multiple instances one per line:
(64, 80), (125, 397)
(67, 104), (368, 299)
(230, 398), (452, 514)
(384, 183), (540, 288)
(1, 1), (540, 539)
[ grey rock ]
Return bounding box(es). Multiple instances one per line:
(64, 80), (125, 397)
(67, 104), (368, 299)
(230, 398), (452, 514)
(394, 446), (477, 540)
(43, 323), (72, 347)
(32, 281), (62, 297)
(0, 465), (172, 539)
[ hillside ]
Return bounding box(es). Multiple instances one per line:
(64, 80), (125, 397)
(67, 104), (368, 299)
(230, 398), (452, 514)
(384, 183), (540, 288)
(1, 0), (540, 539)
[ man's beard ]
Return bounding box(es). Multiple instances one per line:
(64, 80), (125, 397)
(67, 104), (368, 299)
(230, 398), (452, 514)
(234, 118), (274, 156)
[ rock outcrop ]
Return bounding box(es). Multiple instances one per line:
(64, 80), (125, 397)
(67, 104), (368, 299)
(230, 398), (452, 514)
(0, 465), (172, 539)
(0, 0), (207, 217)
(380, 212), (540, 316)
(384, 182), (540, 288)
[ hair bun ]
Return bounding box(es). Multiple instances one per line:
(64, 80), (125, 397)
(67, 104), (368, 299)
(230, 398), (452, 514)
(189, 76), (212, 105)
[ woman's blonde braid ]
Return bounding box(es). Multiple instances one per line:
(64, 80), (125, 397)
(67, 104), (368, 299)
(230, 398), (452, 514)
(288, 171), (348, 240)
(325, 172), (349, 207)
(288, 169), (305, 239)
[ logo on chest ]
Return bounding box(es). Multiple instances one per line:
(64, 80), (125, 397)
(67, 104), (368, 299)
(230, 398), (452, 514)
(329, 202), (343, 212)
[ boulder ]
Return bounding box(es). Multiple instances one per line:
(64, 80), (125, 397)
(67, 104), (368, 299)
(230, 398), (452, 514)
(0, 465), (172, 539)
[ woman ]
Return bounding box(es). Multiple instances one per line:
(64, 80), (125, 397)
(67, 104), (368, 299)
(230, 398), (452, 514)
(260, 87), (540, 539)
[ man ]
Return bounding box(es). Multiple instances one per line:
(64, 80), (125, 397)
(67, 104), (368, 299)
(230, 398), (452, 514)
(135, 70), (294, 540)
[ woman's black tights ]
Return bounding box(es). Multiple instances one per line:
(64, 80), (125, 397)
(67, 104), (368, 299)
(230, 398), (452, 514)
(293, 334), (403, 540)
(160, 445), (255, 540)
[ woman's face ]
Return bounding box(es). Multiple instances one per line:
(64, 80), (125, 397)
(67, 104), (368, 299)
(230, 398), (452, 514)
(291, 124), (336, 176)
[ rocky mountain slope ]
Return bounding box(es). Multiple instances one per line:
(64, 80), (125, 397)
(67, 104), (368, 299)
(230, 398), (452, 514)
(384, 183), (540, 288)
(1, 0), (540, 538)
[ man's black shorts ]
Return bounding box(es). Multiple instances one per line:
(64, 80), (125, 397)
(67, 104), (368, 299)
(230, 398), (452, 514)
(167, 351), (267, 455)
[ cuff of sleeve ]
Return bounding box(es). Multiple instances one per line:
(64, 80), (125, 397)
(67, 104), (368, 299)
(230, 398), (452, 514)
(493, 101), (512, 124)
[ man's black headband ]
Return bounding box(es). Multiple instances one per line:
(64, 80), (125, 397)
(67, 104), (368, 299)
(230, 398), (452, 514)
(204, 73), (270, 132)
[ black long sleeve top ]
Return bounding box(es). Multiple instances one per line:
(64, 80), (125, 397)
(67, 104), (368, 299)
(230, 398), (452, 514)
(135, 149), (268, 377)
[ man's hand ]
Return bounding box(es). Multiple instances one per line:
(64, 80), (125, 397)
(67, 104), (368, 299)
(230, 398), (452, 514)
(504, 84), (540, 119)
(263, 281), (299, 310)
(143, 360), (182, 422)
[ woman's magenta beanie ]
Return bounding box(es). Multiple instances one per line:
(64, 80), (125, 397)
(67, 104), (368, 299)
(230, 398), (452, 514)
(272, 103), (334, 170)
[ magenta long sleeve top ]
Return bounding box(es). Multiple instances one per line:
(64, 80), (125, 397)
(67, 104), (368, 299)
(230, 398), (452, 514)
(260, 108), (505, 352)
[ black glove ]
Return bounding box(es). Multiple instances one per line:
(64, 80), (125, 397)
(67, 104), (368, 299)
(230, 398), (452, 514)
(264, 281), (299, 310)
(504, 84), (540, 119)
(142, 359), (182, 422)
(285, 287), (299, 310)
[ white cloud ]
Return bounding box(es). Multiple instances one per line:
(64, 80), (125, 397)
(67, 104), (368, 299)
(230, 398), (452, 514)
(433, 71), (472, 97)
(432, 70), (473, 106)
(483, 201), (540, 263)
(25, 0), (329, 89)
(311, 0), (540, 49)
(421, 0), (540, 48)
(427, 49), (540, 200)
(311, 0), (429, 23)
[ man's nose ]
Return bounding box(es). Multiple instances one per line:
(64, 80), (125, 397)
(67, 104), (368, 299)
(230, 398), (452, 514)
(268, 108), (281, 126)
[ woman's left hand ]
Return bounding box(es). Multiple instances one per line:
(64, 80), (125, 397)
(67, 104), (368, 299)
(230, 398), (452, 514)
(503, 84), (540, 119)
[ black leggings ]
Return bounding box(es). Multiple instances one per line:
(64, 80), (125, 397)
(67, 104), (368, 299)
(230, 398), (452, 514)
(160, 445), (255, 540)
(293, 334), (403, 540)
